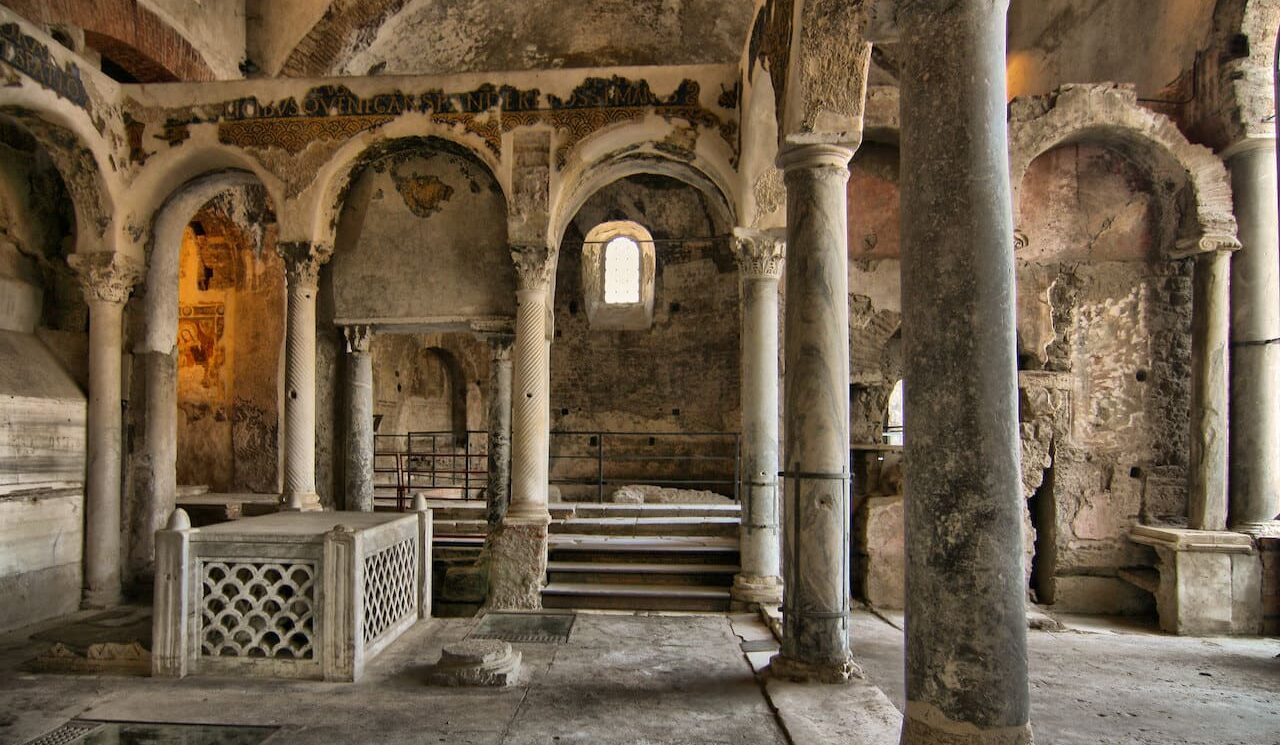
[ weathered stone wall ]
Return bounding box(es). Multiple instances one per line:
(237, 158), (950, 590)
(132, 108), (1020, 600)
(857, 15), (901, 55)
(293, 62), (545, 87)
(174, 213), (284, 493)
(0, 490), (82, 632)
(552, 175), (739, 435)
(371, 332), (488, 437)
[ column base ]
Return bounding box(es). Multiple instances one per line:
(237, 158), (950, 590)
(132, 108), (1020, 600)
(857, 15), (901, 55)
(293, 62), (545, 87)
(902, 702), (1033, 745)
(81, 586), (122, 610)
(485, 517), (549, 610)
(768, 651), (862, 684)
(280, 492), (323, 512)
(730, 574), (783, 609)
(1230, 519), (1280, 538)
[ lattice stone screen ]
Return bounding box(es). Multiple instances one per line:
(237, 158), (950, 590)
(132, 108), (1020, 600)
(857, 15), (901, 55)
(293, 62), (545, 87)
(153, 509), (432, 682)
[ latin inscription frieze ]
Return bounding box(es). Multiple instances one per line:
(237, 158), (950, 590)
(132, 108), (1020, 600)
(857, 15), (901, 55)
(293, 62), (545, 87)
(0, 23), (91, 112)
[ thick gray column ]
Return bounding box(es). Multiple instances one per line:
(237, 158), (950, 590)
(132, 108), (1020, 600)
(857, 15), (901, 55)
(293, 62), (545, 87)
(279, 241), (332, 511)
(344, 325), (374, 512)
(1227, 138), (1280, 533)
(485, 334), (514, 529)
(487, 245), (554, 610)
(70, 252), (143, 608)
(731, 228), (785, 608)
(769, 143), (857, 684)
(899, 2), (1033, 743)
(1189, 248), (1233, 531)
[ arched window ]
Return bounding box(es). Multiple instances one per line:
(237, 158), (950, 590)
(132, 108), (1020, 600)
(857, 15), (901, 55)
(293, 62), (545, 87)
(885, 380), (904, 446)
(604, 236), (641, 304)
(581, 221), (655, 330)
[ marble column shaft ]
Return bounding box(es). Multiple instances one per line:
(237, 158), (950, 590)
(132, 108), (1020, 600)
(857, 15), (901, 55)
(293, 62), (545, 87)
(1227, 138), (1280, 531)
(344, 325), (374, 512)
(70, 252), (143, 609)
(486, 336), (515, 528)
(1189, 248), (1233, 531)
(899, 2), (1033, 743)
(731, 228), (785, 606)
(506, 246), (554, 522)
(771, 143), (857, 683)
(279, 242), (332, 511)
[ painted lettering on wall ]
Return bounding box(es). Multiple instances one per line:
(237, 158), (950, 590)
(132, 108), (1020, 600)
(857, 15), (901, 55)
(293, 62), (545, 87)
(0, 23), (91, 111)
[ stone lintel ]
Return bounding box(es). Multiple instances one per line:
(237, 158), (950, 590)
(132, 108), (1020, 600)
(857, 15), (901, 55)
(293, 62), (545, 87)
(1129, 525), (1256, 554)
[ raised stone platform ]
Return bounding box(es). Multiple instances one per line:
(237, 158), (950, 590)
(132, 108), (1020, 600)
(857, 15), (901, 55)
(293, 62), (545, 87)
(1128, 525), (1262, 635)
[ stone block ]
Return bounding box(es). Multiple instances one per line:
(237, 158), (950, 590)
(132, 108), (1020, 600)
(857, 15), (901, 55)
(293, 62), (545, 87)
(442, 565), (488, 603)
(1051, 576), (1155, 616)
(486, 519), (548, 610)
(1130, 525), (1262, 635)
(860, 495), (904, 610)
(425, 639), (521, 687)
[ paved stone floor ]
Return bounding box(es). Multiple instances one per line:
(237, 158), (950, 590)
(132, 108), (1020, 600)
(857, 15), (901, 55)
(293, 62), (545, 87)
(852, 608), (1280, 745)
(0, 607), (1276, 745)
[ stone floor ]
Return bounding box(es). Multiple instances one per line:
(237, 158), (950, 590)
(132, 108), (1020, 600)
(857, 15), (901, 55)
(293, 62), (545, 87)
(0, 607), (1276, 745)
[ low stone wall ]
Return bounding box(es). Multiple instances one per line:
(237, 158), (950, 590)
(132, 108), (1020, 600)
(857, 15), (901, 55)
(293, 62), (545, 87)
(0, 489), (83, 632)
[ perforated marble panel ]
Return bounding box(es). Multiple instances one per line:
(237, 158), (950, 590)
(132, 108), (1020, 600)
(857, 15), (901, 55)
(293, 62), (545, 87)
(200, 560), (316, 659)
(362, 539), (416, 644)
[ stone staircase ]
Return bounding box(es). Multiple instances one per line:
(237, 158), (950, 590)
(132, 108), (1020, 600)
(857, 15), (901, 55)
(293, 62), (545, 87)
(542, 503), (741, 612)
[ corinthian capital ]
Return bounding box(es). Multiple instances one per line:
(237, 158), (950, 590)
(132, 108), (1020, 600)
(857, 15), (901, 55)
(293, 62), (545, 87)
(343, 324), (372, 354)
(278, 241), (334, 290)
(732, 228), (786, 280)
(511, 244), (556, 290)
(69, 252), (144, 305)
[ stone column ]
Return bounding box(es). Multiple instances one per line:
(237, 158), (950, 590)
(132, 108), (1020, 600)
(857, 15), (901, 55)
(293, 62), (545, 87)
(344, 325), (374, 512)
(731, 227), (785, 608)
(1188, 247), (1233, 531)
(485, 335), (515, 529)
(487, 245), (554, 610)
(769, 143), (856, 684)
(70, 252), (143, 608)
(1226, 138), (1280, 533)
(279, 242), (332, 511)
(898, 2), (1033, 743)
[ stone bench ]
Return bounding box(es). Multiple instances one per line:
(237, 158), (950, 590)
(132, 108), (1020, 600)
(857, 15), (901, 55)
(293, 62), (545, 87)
(1127, 525), (1261, 635)
(152, 506), (432, 681)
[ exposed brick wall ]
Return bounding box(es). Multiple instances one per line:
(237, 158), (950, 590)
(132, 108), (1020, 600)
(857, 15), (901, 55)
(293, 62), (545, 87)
(280, 0), (411, 77)
(7, 0), (216, 82)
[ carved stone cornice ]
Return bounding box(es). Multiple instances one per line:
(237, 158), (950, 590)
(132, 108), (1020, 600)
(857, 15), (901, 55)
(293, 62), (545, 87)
(343, 324), (372, 354)
(278, 241), (334, 290)
(511, 244), (556, 290)
(68, 252), (144, 305)
(732, 228), (786, 280)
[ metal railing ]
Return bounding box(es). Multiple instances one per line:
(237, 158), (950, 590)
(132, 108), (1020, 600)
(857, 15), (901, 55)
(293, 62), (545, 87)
(548, 430), (741, 503)
(373, 431), (489, 510)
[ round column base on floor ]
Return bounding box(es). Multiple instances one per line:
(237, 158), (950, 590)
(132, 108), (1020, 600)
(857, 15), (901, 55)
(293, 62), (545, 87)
(768, 651), (862, 684)
(730, 574), (783, 608)
(280, 492), (322, 512)
(902, 702), (1034, 745)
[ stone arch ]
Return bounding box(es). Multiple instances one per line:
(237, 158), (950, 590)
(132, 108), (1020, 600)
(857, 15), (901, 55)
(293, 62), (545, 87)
(279, 0), (412, 77)
(308, 128), (507, 251)
(4, 0), (216, 81)
(1009, 84), (1239, 255)
(423, 346), (469, 444)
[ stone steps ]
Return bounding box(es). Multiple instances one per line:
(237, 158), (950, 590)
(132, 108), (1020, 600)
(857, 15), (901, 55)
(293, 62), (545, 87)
(549, 516), (739, 538)
(547, 560), (738, 587)
(541, 581), (732, 612)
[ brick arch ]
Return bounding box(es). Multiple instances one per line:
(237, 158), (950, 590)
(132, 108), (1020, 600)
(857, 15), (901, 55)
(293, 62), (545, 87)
(280, 0), (413, 77)
(5, 0), (216, 82)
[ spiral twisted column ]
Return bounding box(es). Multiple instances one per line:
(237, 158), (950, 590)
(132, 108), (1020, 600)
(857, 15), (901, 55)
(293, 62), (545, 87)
(731, 227), (785, 608)
(70, 252), (144, 608)
(279, 241), (332, 511)
(344, 324), (375, 512)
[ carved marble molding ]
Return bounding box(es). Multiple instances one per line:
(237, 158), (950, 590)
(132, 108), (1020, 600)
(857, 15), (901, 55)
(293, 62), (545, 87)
(278, 241), (334, 290)
(733, 228), (787, 280)
(510, 244), (556, 291)
(68, 252), (144, 305)
(343, 324), (372, 354)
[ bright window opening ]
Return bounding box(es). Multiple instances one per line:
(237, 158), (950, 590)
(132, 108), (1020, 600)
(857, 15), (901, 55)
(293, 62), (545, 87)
(885, 380), (904, 446)
(604, 236), (641, 304)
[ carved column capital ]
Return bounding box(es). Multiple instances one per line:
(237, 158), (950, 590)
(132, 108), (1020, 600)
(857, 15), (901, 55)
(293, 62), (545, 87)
(69, 252), (144, 305)
(343, 324), (373, 354)
(486, 333), (515, 361)
(733, 228), (787, 280)
(511, 244), (556, 291)
(279, 241), (334, 290)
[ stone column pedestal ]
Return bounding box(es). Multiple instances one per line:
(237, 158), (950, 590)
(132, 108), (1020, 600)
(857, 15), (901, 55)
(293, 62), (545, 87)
(899, 2), (1033, 742)
(279, 242), (332, 512)
(70, 252), (143, 608)
(731, 227), (785, 609)
(1226, 138), (1280, 535)
(769, 143), (858, 685)
(344, 325), (374, 512)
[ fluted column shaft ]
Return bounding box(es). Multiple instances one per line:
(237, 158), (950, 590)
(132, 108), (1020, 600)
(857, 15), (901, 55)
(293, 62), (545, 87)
(732, 228), (785, 607)
(899, 2), (1033, 743)
(770, 144), (856, 684)
(279, 242), (331, 511)
(1189, 248), (1233, 531)
(71, 252), (143, 608)
(1227, 138), (1280, 532)
(344, 325), (374, 512)
(486, 335), (515, 528)
(507, 248), (554, 522)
